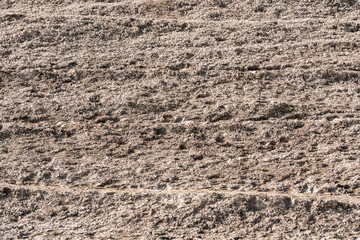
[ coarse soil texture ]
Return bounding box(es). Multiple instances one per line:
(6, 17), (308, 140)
(1, 0), (360, 239)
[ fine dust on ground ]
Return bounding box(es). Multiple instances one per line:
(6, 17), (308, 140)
(1, 0), (360, 239)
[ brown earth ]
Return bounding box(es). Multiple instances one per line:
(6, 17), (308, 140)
(1, 0), (360, 239)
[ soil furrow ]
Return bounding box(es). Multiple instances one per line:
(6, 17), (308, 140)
(2, 182), (360, 203)
(3, 11), (360, 25)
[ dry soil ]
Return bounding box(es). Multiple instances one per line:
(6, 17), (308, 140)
(1, 0), (360, 239)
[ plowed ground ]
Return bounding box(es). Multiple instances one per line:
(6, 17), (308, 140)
(1, 0), (360, 239)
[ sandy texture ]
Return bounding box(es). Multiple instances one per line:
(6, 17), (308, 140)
(1, 0), (360, 238)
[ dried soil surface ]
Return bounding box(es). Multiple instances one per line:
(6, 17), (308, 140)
(1, 0), (360, 239)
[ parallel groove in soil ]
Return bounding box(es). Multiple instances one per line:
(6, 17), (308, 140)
(2, 182), (360, 204)
(2, 11), (360, 25)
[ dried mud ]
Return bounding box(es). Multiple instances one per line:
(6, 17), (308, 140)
(1, 0), (360, 239)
